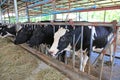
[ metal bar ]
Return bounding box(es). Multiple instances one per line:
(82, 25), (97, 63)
(14, 0), (19, 23)
(25, 2), (30, 22)
(0, 6), (2, 23)
(99, 52), (105, 80)
(78, 5), (120, 12)
(110, 20), (118, 80)
(28, 0), (54, 8)
(7, 9), (10, 23)
(80, 26), (84, 71)
(20, 22), (115, 27)
(88, 27), (94, 74)
(72, 27), (76, 69)
(0, 0), (7, 6)
(104, 10), (106, 22)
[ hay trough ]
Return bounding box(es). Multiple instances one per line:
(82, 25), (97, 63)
(0, 38), (68, 80)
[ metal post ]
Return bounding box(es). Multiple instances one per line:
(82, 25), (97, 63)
(7, 9), (10, 23)
(104, 10), (106, 22)
(0, 6), (2, 23)
(52, 0), (56, 20)
(80, 26), (84, 71)
(110, 20), (118, 80)
(88, 27), (94, 74)
(26, 2), (30, 22)
(72, 26), (76, 69)
(14, 0), (19, 23)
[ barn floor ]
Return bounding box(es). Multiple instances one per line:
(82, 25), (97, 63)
(0, 38), (69, 80)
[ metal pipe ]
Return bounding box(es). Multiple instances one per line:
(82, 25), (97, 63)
(0, 6), (2, 23)
(0, 0), (7, 6)
(79, 26), (84, 71)
(26, 2), (30, 22)
(30, 6), (96, 18)
(88, 27), (94, 74)
(7, 9), (10, 23)
(14, 0), (19, 23)
(28, 0), (54, 8)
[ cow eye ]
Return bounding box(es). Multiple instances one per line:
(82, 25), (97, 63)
(61, 37), (65, 41)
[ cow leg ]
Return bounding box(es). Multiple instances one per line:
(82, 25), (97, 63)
(80, 52), (89, 72)
(82, 53), (89, 72)
(80, 52), (84, 71)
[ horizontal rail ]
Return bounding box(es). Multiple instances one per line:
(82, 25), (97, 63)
(18, 22), (118, 27)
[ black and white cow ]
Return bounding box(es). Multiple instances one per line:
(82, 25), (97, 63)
(14, 24), (39, 44)
(49, 26), (113, 72)
(0, 24), (17, 38)
(14, 21), (53, 45)
(28, 21), (73, 47)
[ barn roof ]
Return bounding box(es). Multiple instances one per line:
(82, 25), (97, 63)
(0, 0), (120, 17)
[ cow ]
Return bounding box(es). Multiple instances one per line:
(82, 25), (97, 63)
(0, 24), (17, 38)
(14, 24), (39, 44)
(49, 25), (113, 72)
(14, 21), (53, 45)
(28, 21), (73, 47)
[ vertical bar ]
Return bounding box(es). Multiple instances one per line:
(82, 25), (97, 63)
(3, 13), (5, 23)
(110, 20), (117, 80)
(52, 0), (56, 20)
(99, 52), (105, 80)
(87, 12), (88, 21)
(72, 27), (76, 69)
(79, 26), (84, 71)
(14, 0), (19, 23)
(88, 26), (94, 74)
(26, 2), (30, 22)
(7, 9), (10, 23)
(0, 6), (2, 23)
(104, 10), (106, 22)
(79, 12), (81, 21)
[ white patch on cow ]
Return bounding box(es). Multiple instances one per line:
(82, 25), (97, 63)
(93, 46), (103, 53)
(0, 27), (2, 29)
(7, 25), (12, 28)
(1, 32), (13, 38)
(49, 28), (67, 56)
(64, 44), (72, 51)
(88, 26), (97, 40)
(79, 50), (88, 72)
(16, 25), (22, 32)
(107, 33), (114, 44)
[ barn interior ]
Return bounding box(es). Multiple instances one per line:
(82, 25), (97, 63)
(0, 0), (120, 80)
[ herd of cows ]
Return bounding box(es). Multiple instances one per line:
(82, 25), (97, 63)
(0, 21), (114, 72)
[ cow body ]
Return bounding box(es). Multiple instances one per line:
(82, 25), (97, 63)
(49, 26), (113, 72)
(0, 24), (17, 38)
(28, 21), (73, 47)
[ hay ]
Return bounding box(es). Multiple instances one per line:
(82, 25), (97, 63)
(0, 38), (68, 80)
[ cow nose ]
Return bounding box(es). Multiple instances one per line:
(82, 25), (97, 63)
(49, 50), (55, 56)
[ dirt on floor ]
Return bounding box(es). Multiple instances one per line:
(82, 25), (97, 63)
(0, 38), (69, 80)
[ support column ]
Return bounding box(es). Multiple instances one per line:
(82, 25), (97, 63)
(26, 2), (30, 22)
(7, 9), (10, 23)
(52, 0), (56, 20)
(14, 0), (19, 23)
(0, 7), (2, 23)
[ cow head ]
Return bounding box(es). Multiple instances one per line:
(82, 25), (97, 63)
(28, 26), (45, 47)
(49, 28), (72, 56)
(0, 25), (12, 38)
(14, 25), (33, 44)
